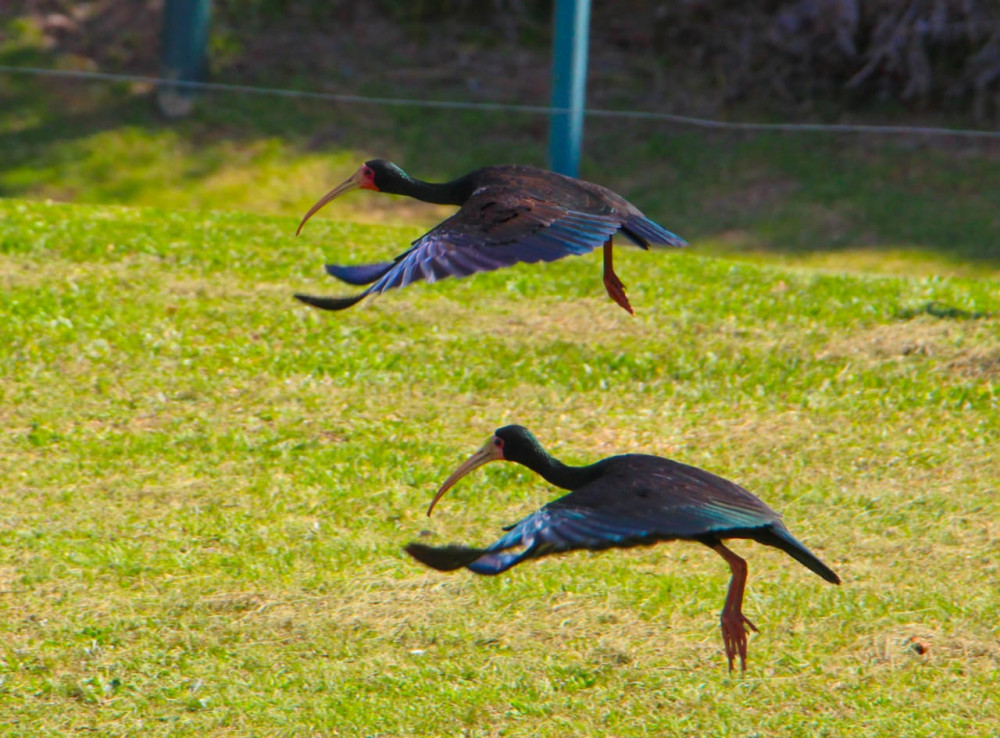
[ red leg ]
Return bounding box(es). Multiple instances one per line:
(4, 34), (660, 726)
(712, 543), (759, 672)
(602, 237), (634, 315)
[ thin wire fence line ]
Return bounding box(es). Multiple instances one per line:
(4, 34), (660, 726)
(2, 63), (999, 139)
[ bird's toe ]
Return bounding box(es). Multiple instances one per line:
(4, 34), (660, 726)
(603, 274), (634, 315)
(720, 611), (756, 672)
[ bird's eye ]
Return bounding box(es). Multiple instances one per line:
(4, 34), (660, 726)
(493, 438), (503, 448)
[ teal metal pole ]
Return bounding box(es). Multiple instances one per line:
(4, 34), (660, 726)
(158, 0), (211, 117)
(548, 0), (591, 177)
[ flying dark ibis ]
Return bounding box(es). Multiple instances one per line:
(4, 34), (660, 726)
(294, 160), (686, 314)
(405, 425), (840, 672)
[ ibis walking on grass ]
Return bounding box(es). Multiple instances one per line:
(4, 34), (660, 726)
(294, 160), (686, 314)
(405, 425), (840, 672)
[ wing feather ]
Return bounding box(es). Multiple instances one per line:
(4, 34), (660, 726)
(317, 188), (630, 303)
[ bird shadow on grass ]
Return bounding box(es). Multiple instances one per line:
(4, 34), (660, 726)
(895, 301), (996, 320)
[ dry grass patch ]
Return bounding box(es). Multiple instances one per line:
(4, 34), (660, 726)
(819, 313), (1000, 366)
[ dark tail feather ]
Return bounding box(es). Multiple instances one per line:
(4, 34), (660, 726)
(325, 262), (395, 286)
(620, 218), (687, 250)
(294, 292), (367, 311)
(757, 527), (841, 585)
(405, 542), (490, 572)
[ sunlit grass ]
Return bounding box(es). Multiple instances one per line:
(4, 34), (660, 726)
(1, 197), (998, 735)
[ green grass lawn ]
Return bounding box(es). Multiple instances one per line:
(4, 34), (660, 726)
(1, 197), (998, 736)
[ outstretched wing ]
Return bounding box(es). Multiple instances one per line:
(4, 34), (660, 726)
(326, 216), (687, 286)
(358, 191), (624, 293)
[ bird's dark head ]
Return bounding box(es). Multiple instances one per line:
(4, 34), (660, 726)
(492, 425), (545, 466)
(426, 425), (545, 516)
(362, 159), (410, 194)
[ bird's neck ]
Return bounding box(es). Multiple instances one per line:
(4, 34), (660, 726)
(386, 173), (476, 205)
(520, 454), (602, 491)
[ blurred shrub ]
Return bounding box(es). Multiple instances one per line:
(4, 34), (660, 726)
(7, 0), (999, 120)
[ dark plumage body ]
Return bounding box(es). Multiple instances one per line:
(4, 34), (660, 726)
(413, 452), (838, 581)
(406, 425), (840, 671)
(294, 160), (686, 314)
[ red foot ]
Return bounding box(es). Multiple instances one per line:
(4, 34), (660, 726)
(603, 271), (634, 315)
(720, 609), (758, 673)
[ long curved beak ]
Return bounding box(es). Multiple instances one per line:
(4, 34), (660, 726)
(296, 168), (366, 235)
(426, 437), (505, 517)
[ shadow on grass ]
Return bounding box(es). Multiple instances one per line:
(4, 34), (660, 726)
(896, 301), (996, 320)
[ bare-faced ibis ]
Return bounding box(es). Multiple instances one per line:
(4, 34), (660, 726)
(405, 425), (840, 672)
(294, 160), (686, 314)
